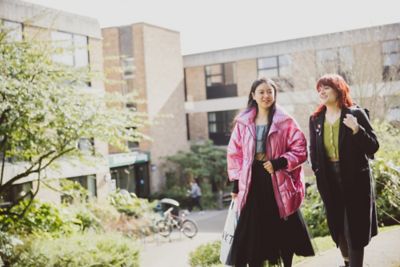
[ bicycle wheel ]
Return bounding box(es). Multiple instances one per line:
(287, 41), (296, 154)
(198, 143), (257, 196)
(155, 219), (172, 237)
(181, 219), (198, 238)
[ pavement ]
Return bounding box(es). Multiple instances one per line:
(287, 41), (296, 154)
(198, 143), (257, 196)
(294, 226), (400, 267)
(140, 210), (400, 267)
(140, 209), (224, 267)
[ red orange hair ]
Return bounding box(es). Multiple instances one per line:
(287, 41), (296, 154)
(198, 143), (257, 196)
(312, 74), (354, 117)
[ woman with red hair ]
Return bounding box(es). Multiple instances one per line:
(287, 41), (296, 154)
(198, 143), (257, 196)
(309, 74), (379, 267)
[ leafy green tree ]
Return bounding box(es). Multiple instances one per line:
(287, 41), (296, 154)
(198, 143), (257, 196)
(164, 140), (228, 192)
(0, 25), (146, 216)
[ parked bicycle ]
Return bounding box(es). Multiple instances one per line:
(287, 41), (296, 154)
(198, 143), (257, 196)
(155, 207), (198, 238)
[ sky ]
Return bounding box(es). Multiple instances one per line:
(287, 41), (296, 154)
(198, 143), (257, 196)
(25, 0), (400, 55)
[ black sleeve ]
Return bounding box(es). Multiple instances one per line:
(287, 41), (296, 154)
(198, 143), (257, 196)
(352, 109), (379, 157)
(309, 116), (318, 173)
(232, 180), (239, 193)
(270, 157), (288, 171)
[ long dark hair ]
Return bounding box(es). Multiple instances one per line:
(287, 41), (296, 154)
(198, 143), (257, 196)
(246, 77), (278, 122)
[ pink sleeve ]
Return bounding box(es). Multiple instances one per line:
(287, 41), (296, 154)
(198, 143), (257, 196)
(227, 123), (243, 181)
(281, 121), (307, 171)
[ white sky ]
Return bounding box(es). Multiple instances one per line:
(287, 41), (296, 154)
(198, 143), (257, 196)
(25, 0), (400, 55)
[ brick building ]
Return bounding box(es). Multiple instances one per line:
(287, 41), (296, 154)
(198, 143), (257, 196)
(102, 23), (188, 195)
(183, 23), (400, 147)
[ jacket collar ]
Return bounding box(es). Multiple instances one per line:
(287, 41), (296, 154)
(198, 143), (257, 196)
(235, 105), (292, 137)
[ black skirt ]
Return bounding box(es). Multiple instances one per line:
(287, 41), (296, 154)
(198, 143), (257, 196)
(230, 160), (315, 266)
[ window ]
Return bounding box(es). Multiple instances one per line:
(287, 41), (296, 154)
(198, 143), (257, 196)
(0, 182), (32, 205)
(2, 20), (23, 41)
(382, 40), (400, 81)
(77, 138), (95, 155)
(186, 114), (190, 140)
(126, 127), (139, 151)
(208, 110), (237, 145)
(74, 35), (89, 68)
(386, 106), (400, 122)
(122, 57), (135, 79)
(257, 55), (293, 91)
(205, 63), (237, 99)
(65, 175), (97, 197)
(51, 31), (89, 68)
(316, 47), (353, 83)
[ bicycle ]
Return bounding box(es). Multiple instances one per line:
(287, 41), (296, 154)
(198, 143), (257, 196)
(155, 207), (198, 238)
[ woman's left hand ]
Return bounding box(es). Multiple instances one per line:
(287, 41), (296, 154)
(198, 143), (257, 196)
(343, 114), (360, 134)
(263, 161), (274, 174)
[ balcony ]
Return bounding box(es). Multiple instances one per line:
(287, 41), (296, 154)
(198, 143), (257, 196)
(206, 84), (237, 99)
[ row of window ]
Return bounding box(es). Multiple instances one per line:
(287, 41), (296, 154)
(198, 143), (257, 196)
(200, 41), (400, 101)
(1, 161), (151, 205)
(2, 19), (91, 82)
(198, 42), (400, 145)
(0, 175), (97, 206)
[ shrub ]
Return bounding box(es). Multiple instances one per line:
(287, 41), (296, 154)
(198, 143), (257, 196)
(0, 200), (70, 236)
(372, 158), (400, 226)
(0, 231), (22, 266)
(11, 232), (140, 267)
(189, 240), (222, 267)
(108, 190), (157, 217)
(301, 183), (330, 238)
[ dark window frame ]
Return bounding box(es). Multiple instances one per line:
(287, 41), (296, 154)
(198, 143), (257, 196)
(204, 63), (237, 99)
(208, 110), (237, 145)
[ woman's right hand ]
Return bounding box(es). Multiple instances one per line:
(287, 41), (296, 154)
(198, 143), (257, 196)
(231, 192), (238, 199)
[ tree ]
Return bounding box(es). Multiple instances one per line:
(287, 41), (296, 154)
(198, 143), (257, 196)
(163, 140), (228, 192)
(0, 25), (147, 217)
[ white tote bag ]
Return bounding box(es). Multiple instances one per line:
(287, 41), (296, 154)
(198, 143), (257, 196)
(220, 199), (239, 266)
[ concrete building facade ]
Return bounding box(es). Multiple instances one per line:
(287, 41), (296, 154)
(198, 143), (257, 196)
(183, 23), (400, 147)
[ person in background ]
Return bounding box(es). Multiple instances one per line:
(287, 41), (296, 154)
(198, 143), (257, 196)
(188, 178), (203, 212)
(227, 77), (314, 267)
(309, 74), (379, 267)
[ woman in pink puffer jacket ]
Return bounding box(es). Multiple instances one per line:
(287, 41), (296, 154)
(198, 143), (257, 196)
(227, 78), (314, 267)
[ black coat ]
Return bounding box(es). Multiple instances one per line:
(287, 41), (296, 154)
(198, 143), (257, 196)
(309, 107), (379, 249)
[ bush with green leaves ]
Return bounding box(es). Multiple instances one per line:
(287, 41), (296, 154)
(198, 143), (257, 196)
(301, 183), (330, 238)
(372, 120), (400, 226)
(0, 231), (22, 266)
(108, 189), (157, 217)
(163, 141), (227, 191)
(0, 199), (70, 236)
(189, 240), (222, 267)
(11, 232), (140, 267)
(372, 158), (400, 225)
(161, 141), (229, 210)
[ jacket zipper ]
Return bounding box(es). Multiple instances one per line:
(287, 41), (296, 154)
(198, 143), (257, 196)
(242, 125), (255, 211)
(267, 133), (287, 219)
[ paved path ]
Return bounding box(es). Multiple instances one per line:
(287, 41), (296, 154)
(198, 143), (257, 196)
(140, 232), (221, 267)
(140, 210), (225, 267)
(140, 210), (400, 267)
(295, 227), (400, 267)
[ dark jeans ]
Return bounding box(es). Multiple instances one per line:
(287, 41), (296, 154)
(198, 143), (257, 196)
(189, 196), (202, 211)
(328, 162), (364, 267)
(338, 211), (364, 267)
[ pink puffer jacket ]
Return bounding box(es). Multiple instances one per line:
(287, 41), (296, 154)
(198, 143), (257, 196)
(227, 106), (307, 218)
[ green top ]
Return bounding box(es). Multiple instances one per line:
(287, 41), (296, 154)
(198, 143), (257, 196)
(323, 118), (340, 160)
